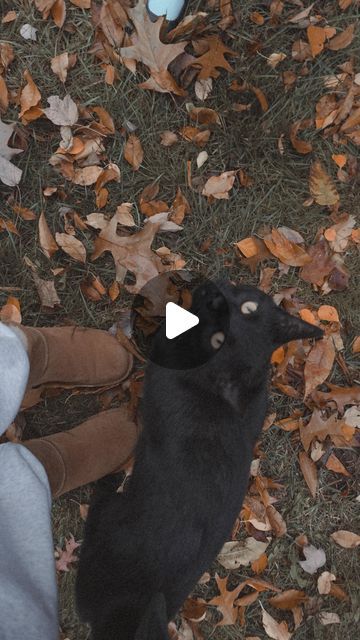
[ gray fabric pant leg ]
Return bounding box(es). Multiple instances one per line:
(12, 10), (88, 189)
(0, 443), (58, 640)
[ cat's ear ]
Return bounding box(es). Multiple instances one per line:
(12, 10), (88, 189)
(271, 305), (324, 346)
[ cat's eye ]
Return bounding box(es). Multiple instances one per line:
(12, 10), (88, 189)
(241, 300), (258, 315)
(210, 331), (225, 349)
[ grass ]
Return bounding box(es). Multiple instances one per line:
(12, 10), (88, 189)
(1, 0), (359, 639)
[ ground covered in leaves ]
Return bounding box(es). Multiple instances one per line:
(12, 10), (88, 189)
(0, 1), (359, 639)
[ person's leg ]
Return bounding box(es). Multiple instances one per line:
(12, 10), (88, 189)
(0, 443), (58, 640)
(22, 407), (139, 498)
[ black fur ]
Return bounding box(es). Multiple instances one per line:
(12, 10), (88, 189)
(76, 282), (323, 639)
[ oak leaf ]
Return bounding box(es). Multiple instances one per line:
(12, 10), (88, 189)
(91, 211), (181, 292)
(208, 574), (245, 626)
(188, 35), (238, 80)
(120, 0), (186, 95)
(309, 160), (339, 206)
(299, 410), (355, 451)
(55, 534), (80, 572)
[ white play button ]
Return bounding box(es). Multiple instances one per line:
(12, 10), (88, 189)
(166, 302), (199, 339)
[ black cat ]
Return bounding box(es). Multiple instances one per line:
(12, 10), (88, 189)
(76, 282), (323, 639)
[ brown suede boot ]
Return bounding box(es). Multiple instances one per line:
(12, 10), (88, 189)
(16, 325), (133, 389)
(22, 407), (139, 498)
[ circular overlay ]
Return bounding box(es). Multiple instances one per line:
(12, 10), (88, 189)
(131, 271), (230, 370)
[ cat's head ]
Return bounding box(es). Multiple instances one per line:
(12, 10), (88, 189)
(150, 281), (323, 372)
(187, 281), (324, 372)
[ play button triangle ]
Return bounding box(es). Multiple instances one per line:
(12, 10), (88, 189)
(165, 302), (199, 339)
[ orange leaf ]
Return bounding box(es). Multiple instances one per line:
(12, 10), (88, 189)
(188, 106), (221, 125)
(251, 553), (268, 574)
(298, 451), (318, 498)
(268, 589), (307, 610)
(19, 70), (41, 119)
(38, 211), (58, 259)
(325, 453), (350, 476)
(299, 308), (317, 325)
(250, 11), (265, 25)
(307, 25), (326, 57)
(289, 120), (312, 154)
(327, 23), (355, 50)
(271, 346), (285, 365)
(263, 228), (311, 267)
(352, 336), (360, 353)
(188, 34), (238, 80)
(51, 0), (66, 28)
(124, 134), (144, 171)
(0, 296), (21, 323)
(235, 237), (259, 258)
(108, 280), (120, 301)
(331, 153), (347, 169)
(304, 336), (335, 398)
(317, 305), (339, 323)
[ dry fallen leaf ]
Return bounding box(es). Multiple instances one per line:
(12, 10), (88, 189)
(330, 530), (360, 548)
(289, 120), (313, 154)
(20, 24), (37, 41)
(120, 0), (186, 95)
(300, 410), (355, 452)
(55, 232), (86, 263)
(299, 544), (326, 575)
(327, 24), (355, 51)
(208, 574), (245, 626)
(260, 604), (292, 640)
(309, 160), (339, 206)
(268, 590), (307, 610)
(319, 612), (340, 625)
(217, 538), (270, 569)
(317, 571), (336, 595)
(304, 336), (335, 398)
(263, 229), (310, 267)
(202, 170), (236, 200)
(160, 131), (178, 146)
(19, 70), (42, 120)
(124, 134), (144, 171)
(0, 118), (23, 186)
(189, 35), (238, 80)
(43, 95), (78, 126)
(38, 211), (59, 259)
(55, 535), (80, 572)
(51, 52), (77, 83)
(307, 25), (326, 58)
(298, 451), (318, 499)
